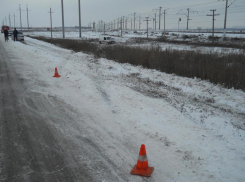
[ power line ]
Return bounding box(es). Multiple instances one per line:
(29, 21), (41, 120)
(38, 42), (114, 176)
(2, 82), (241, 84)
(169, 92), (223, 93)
(6, 0), (244, 30)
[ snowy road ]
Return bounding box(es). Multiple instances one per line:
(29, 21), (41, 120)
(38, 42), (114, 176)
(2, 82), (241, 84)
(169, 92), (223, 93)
(0, 35), (245, 182)
(0, 38), (129, 181)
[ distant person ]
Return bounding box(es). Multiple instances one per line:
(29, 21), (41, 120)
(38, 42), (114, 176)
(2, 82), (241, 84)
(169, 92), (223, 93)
(13, 28), (18, 41)
(4, 28), (9, 42)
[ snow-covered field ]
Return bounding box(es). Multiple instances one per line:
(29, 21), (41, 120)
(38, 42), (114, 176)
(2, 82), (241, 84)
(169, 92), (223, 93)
(26, 29), (245, 39)
(26, 30), (245, 54)
(3, 35), (245, 182)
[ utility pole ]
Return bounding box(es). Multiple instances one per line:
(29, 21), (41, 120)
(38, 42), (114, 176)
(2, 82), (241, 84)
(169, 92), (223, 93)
(207, 9), (219, 43)
(123, 16), (124, 29)
(104, 22), (105, 35)
(125, 17), (127, 29)
(25, 5), (31, 31)
(152, 17), (154, 30)
(152, 8), (158, 30)
(93, 22), (96, 31)
(78, 0), (81, 38)
(9, 13), (11, 27)
(118, 18), (119, 30)
(134, 12), (136, 29)
(223, 0), (228, 37)
(139, 16), (141, 30)
(155, 13), (157, 30)
(148, 14), (155, 32)
(163, 8), (168, 36)
(13, 13), (15, 27)
(48, 8), (53, 39)
(19, 5), (22, 31)
(177, 8), (197, 31)
(159, 6), (162, 30)
(131, 18), (132, 29)
(178, 18), (181, 32)
(20, 5), (30, 30)
(143, 17), (151, 39)
(120, 17), (123, 37)
(128, 14), (133, 30)
(61, 0), (65, 38)
(100, 21), (102, 31)
(220, 0), (236, 37)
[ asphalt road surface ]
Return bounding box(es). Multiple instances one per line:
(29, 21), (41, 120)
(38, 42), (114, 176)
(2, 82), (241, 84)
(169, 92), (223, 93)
(0, 38), (127, 182)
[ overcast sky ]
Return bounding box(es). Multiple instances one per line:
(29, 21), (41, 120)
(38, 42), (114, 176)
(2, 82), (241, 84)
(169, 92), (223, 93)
(0, 0), (244, 30)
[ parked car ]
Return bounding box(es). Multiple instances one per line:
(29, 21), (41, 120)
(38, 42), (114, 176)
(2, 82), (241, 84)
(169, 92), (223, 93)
(99, 35), (115, 44)
(8, 31), (12, 37)
(12, 31), (24, 41)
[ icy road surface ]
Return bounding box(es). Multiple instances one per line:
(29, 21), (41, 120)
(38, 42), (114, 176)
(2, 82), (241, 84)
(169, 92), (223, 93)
(0, 35), (245, 182)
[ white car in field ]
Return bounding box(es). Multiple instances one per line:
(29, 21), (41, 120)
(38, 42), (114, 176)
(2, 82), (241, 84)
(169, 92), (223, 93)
(12, 31), (24, 41)
(99, 35), (115, 44)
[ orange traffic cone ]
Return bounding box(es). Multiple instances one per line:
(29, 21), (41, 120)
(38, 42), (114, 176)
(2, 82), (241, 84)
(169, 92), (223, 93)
(53, 67), (61, 77)
(130, 144), (154, 177)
